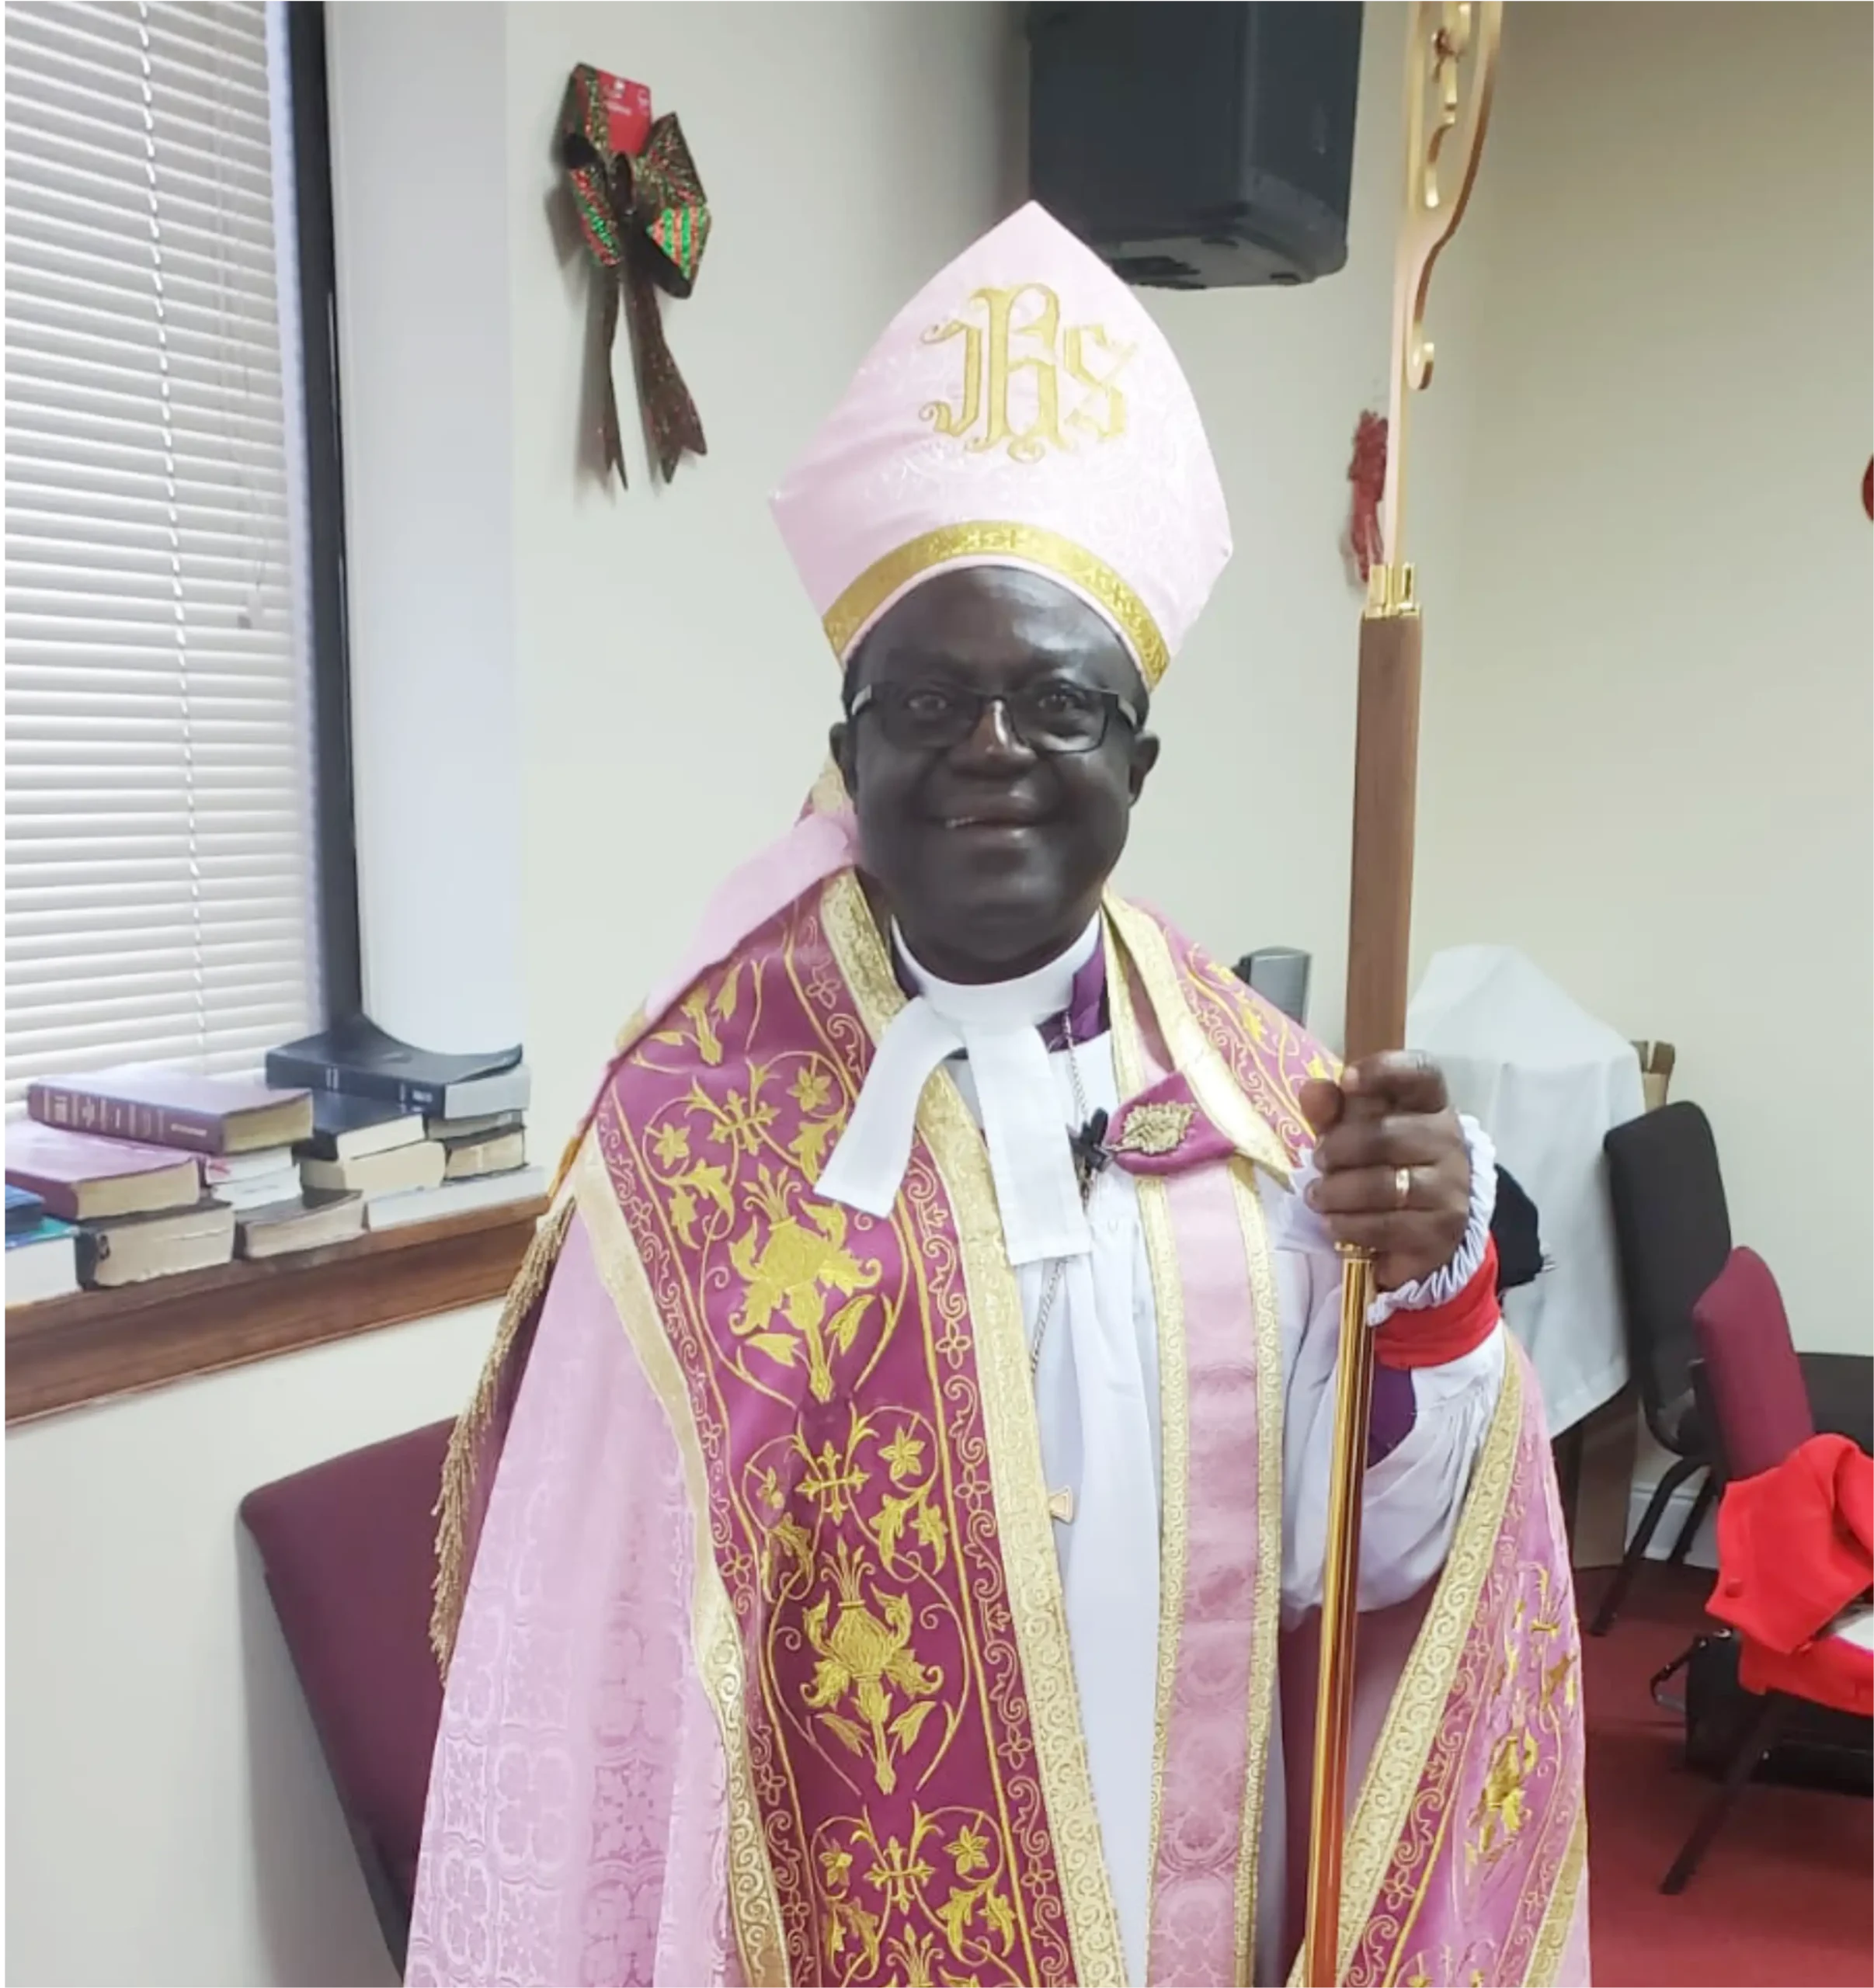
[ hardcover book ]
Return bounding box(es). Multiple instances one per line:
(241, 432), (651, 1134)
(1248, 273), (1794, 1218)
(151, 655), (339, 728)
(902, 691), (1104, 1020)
(27, 1065), (312, 1155)
(298, 1093), (428, 1164)
(5, 1124), (202, 1224)
(266, 1017), (524, 1119)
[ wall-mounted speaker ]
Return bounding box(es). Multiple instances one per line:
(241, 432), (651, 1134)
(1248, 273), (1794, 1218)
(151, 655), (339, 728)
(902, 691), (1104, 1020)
(1027, 2), (1365, 290)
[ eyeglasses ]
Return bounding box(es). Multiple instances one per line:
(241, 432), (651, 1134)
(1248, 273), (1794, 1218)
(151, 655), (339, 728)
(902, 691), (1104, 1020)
(846, 679), (1142, 756)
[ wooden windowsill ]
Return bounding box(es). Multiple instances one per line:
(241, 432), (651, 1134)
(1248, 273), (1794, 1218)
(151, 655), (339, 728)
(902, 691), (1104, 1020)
(5, 1197), (544, 1427)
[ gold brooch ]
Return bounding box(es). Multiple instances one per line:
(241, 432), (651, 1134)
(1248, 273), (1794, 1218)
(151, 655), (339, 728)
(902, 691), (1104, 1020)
(1112, 1100), (1196, 1157)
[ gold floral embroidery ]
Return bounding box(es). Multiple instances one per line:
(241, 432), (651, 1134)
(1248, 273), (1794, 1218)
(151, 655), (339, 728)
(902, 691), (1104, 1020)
(805, 1542), (945, 1794)
(729, 1187), (880, 1402)
(742, 1399), (966, 1806)
(826, 871), (1120, 1984)
(648, 962), (743, 1065)
(1469, 1729), (1539, 1869)
(1111, 1098), (1196, 1156)
(815, 1807), (1020, 1986)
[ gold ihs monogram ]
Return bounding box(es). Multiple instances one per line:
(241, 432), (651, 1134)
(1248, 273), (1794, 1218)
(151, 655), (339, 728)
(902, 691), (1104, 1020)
(920, 283), (1134, 464)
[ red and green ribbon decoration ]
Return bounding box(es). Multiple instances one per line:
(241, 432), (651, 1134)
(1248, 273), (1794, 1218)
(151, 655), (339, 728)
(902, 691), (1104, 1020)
(560, 66), (709, 486)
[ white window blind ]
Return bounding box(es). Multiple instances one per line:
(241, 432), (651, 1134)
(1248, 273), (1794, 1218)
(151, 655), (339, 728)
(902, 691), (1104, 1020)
(5, 0), (322, 1107)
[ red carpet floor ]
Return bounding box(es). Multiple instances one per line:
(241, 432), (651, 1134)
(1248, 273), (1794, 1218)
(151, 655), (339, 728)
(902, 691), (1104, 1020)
(1578, 1563), (1872, 1986)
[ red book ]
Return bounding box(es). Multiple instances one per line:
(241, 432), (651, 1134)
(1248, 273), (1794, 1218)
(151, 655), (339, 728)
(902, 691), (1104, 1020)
(5, 1122), (202, 1223)
(27, 1064), (312, 1156)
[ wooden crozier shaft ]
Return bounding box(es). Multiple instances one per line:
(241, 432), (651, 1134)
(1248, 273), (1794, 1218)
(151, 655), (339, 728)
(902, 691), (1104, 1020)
(1302, 600), (1424, 1988)
(1343, 606), (1424, 1065)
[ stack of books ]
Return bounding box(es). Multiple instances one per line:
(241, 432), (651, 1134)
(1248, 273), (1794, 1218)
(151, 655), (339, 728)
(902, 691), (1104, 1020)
(2, 1026), (543, 1305)
(267, 1020), (542, 1232)
(9, 1065), (332, 1291)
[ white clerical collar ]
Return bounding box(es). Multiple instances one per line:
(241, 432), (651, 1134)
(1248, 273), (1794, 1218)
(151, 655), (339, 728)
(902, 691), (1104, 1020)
(892, 916), (1100, 1037)
(815, 918), (1101, 1266)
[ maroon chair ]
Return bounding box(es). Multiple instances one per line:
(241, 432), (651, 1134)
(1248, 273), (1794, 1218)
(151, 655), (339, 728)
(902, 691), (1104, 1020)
(1662, 1248), (1863, 1892)
(241, 1420), (451, 1971)
(1692, 1247), (1816, 1481)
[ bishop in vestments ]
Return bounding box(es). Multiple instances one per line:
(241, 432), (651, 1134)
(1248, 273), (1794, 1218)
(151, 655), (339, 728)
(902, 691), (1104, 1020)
(409, 203), (1588, 1988)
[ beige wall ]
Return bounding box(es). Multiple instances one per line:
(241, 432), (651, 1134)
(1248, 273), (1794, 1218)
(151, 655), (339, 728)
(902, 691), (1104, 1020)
(6, 1307), (493, 1988)
(1414, 2), (1874, 1357)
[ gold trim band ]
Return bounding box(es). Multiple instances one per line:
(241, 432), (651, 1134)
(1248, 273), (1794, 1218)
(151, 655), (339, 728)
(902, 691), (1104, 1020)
(1527, 1804), (1590, 1986)
(1326, 1348), (1525, 1974)
(1102, 925), (1190, 1962)
(821, 522), (1171, 688)
(1229, 1159), (1285, 1981)
(573, 1138), (792, 1986)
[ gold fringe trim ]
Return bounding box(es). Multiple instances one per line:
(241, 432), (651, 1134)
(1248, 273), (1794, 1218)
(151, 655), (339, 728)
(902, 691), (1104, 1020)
(429, 1190), (579, 1675)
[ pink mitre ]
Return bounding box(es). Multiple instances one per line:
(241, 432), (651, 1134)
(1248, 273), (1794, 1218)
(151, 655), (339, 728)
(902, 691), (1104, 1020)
(769, 200), (1232, 690)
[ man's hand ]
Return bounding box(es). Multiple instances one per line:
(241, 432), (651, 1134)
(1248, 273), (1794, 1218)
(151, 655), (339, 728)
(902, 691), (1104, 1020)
(1298, 1051), (1472, 1293)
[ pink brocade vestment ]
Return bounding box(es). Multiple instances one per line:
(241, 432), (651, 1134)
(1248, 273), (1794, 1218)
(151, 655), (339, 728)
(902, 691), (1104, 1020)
(409, 869), (1589, 1988)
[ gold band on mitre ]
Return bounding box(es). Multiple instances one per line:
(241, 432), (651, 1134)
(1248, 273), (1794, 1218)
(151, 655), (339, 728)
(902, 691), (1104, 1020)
(821, 520), (1172, 689)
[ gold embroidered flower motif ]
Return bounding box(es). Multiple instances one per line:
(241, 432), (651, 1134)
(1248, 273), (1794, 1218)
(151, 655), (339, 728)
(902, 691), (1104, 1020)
(790, 1063), (834, 1114)
(763, 1514), (814, 1591)
(946, 1823), (989, 1878)
(884, 1927), (942, 1988)
(1468, 1727), (1540, 1868)
(803, 1543), (943, 1794)
(1113, 1099), (1196, 1157)
(819, 1844), (885, 1978)
(880, 1427), (925, 1484)
(729, 1198), (878, 1401)
(648, 973), (737, 1065)
(1542, 1650), (1578, 1711)
(936, 1815), (1017, 1963)
(648, 1121), (690, 1167)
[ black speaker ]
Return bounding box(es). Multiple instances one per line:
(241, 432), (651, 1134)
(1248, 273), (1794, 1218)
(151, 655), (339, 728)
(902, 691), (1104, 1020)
(1027, 2), (1364, 290)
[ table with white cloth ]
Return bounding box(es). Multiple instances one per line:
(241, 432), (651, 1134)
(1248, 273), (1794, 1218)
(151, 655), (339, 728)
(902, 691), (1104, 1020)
(1407, 944), (1645, 1436)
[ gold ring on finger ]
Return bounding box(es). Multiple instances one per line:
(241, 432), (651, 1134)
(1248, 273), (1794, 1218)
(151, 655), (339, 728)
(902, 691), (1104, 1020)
(1394, 1165), (1413, 1209)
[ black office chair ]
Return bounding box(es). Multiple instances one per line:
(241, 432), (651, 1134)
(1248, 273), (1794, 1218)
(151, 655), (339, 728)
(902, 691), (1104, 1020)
(1593, 1102), (1729, 1635)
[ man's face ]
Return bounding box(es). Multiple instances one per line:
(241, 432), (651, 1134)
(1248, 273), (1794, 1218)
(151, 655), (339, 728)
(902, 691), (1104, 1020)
(830, 566), (1160, 984)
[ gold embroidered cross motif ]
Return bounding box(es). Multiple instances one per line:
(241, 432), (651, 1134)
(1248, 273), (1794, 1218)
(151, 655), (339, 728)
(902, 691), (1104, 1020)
(818, 1809), (1017, 1981)
(1112, 1100), (1197, 1158)
(920, 282), (1134, 464)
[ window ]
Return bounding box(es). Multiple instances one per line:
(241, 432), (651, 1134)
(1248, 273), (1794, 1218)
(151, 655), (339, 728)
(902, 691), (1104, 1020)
(5, 0), (356, 1107)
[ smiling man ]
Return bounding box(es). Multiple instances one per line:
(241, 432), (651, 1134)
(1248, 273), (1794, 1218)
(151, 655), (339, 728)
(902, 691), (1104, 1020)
(409, 205), (1587, 1988)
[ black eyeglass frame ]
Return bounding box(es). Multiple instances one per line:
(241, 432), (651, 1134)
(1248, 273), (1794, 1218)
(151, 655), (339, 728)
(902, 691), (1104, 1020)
(844, 680), (1143, 756)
